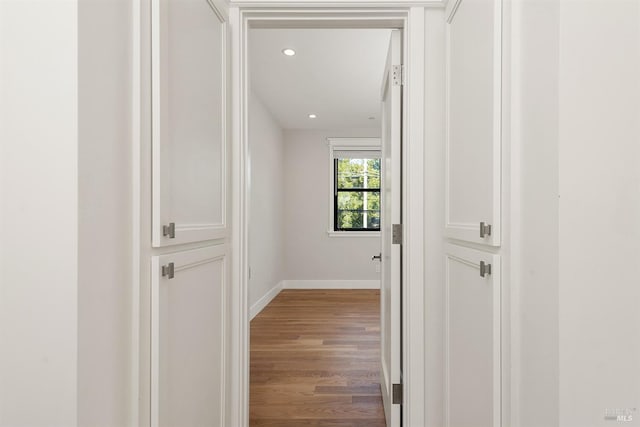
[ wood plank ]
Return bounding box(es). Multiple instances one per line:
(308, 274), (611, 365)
(250, 289), (386, 426)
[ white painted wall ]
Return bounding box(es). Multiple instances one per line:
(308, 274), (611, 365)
(0, 1), (79, 425)
(248, 93), (285, 309)
(512, 1), (640, 426)
(0, 1), (134, 425)
(283, 129), (381, 281)
(511, 1), (560, 426)
(423, 8), (446, 427)
(78, 0), (133, 425)
(557, 1), (640, 425)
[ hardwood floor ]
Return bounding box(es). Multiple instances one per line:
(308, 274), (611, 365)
(250, 289), (386, 427)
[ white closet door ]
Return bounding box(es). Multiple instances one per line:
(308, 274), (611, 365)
(445, 0), (502, 246)
(445, 243), (501, 427)
(151, 245), (227, 427)
(152, 0), (229, 247)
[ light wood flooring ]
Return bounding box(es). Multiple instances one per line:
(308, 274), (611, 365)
(250, 289), (386, 427)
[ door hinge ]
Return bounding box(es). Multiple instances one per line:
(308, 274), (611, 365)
(480, 221), (492, 238)
(392, 383), (403, 404)
(480, 261), (492, 278)
(392, 224), (403, 245)
(162, 262), (175, 279)
(163, 222), (175, 239)
(392, 65), (404, 86)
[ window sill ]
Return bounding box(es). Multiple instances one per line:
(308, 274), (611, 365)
(327, 230), (381, 238)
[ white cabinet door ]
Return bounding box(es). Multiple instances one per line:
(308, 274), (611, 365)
(152, 0), (229, 247)
(445, 243), (501, 427)
(151, 245), (227, 427)
(445, 0), (502, 246)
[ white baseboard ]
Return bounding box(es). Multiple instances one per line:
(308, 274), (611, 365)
(282, 279), (380, 290)
(249, 282), (283, 320)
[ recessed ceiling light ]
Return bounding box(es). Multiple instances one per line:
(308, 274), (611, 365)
(282, 48), (296, 56)
(308, 114), (317, 119)
(368, 116), (376, 120)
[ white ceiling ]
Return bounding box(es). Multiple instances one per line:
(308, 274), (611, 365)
(249, 28), (392, 130)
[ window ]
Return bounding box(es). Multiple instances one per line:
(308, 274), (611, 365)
(328, 138), (381, 234)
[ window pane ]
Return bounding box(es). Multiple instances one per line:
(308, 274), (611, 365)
(337, 191), (364, 211)
(337, 210), (364, 229)
(367, 211), (380, 229)
(336, 190), (380, 230)
(337, 158), (380, 190)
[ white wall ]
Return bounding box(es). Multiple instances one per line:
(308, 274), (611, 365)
(78, 0), (133, 425)
(283, 129), (381, 281)
(512, 1), (640, 426)
(511, 0), (560, 426)
(0, 1), (134, 425)
(0, 1), (79, 425)
(248, 93), (285, 309)
(557, 1), (640, 425)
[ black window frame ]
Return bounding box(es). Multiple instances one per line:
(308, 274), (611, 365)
(333, 158), (381, 232)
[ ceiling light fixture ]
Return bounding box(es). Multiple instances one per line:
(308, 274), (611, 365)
(282, 48), (296, 56)
(308, 114), (317, 119)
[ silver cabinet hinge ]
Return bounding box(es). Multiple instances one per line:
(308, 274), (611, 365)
(392, 383), (403, 404)
(162, 262), (175, 279)
(163, 222), (175, 239)
(480, 221), (492, 238)
(480, 261), (492, 278)
(392, 65), (404, 86)
(392, 224), (403, 245)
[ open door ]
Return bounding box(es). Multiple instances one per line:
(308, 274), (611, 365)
(380, 29), (402, 427)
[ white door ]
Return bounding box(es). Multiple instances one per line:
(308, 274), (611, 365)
(445, 0), (502, 246)
(380, 29), (402, 427)
(152, 0), (229, 247)
(445, 243), (501, 427)
(151, 246), (227, 427)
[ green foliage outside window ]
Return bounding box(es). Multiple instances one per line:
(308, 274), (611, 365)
(335, 158), (381, 230)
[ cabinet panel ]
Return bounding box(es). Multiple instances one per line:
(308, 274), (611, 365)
(445, 0), (502, 246)
(152, 0), (228, 247)
(445, 243), (501, 427)
(151, 245), (227, 427)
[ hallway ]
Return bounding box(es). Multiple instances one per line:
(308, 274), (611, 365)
(250, 290), (386, 427)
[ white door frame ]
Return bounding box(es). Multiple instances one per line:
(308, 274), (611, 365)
(228, 5), (429, 427)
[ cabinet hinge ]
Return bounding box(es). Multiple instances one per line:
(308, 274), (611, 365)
(392, 65), (404, 86)
(480, 221), (492, 238)
(392, 224), (403, 245)
(162, 262), (175, 279)
(480, 261), (492, 278)
(163, 222), (175, 239)
(392, 383), (403, 404)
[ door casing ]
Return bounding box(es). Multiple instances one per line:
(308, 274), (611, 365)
(228, 5), (428, 427)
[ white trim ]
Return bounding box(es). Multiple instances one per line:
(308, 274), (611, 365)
(282, 279), (380, 290)
(249, 282), (283, 320)
(327, 230), (380, 237)
(445, 0), (461, 23)
(231, 8), (426, 427)
(229, 7), (249, 427)
(403, 8), (426, 426)
(231, 0), (446, 7)
(328, 137), (382, 234)
(328, 137), (381, 148)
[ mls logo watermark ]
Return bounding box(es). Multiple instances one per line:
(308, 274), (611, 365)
(604, 408), (636, 422)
